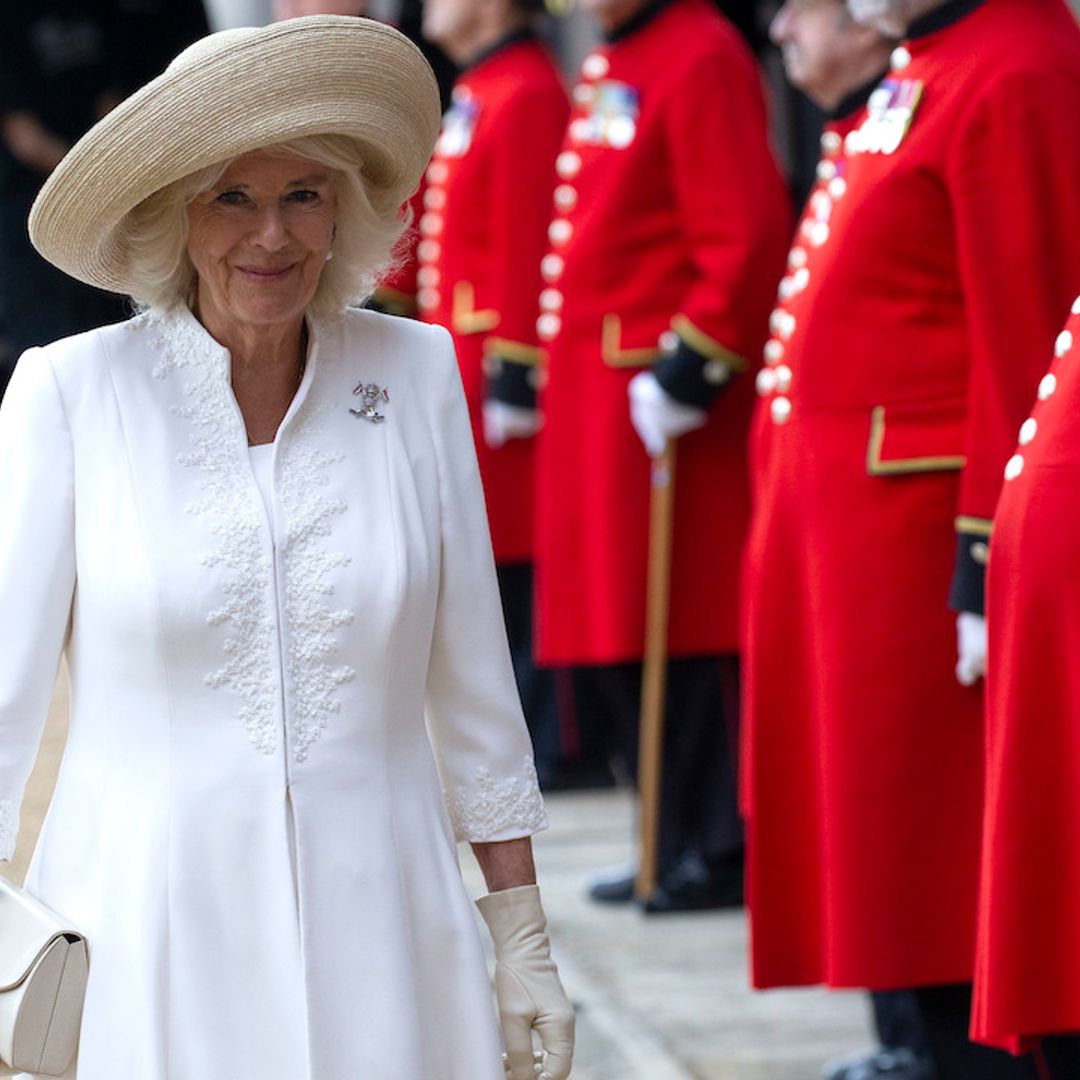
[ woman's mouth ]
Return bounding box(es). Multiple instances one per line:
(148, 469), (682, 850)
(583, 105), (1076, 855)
(235, 263), (296, 281)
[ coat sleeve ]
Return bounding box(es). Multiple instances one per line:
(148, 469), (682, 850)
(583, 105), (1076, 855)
(421, 324), (548, 843)
(946, 68), (1080, 613)
(652, 42), (791, 407)
(0, 350), (76, 861)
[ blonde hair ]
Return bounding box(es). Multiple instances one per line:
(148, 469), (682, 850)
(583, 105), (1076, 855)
(120, 135), (409, 315)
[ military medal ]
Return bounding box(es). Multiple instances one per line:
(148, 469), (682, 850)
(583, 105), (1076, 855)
(848, 79), (924, 156)
(436, 88), (480, 158)
(570, 81), (640, 150)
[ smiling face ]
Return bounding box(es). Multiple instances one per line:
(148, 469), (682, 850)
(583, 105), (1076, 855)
(186, 150), (338, 339)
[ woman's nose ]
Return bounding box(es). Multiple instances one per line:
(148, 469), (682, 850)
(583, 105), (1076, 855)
(252, 206), (289, 248)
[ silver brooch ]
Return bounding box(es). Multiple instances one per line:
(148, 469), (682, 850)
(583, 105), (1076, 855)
(350, 381), (389, 423)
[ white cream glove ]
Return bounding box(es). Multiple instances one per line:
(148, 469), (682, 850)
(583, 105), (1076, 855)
(628, 371), (707, 458)
(483, 401), (543, 449)
(955, 612), (988, 687)
(476, 884), (575, 1080)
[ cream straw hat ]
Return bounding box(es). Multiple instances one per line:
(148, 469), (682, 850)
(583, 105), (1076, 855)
(28, 15), (440, 296)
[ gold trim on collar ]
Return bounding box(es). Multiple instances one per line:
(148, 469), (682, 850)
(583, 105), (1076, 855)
(955, 515), (993, 538)
(866, 405), (966, 476)
(452, 281), (500, 335)
(670, 315), (748, 372)
(602, 314), (660, 368)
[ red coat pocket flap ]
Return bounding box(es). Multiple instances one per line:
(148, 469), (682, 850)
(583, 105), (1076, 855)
(866, 401), (966, 476)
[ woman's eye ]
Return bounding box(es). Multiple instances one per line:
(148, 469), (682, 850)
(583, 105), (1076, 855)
(216, 190), (249, 206)
(288, 189), (320, 204)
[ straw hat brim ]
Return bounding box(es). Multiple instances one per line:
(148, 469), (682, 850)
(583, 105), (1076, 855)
(28, 15), (441, 296)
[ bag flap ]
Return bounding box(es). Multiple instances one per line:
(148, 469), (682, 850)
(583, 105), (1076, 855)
(0, 878), (84, 992)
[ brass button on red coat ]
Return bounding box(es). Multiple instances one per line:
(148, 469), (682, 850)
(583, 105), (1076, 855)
(541, 253), (564, 282)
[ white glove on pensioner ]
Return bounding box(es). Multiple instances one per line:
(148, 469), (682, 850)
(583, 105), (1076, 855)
(483, 401), (543, 449)
(628, 371), (707, 458)
(955, 612), (988, 687)
(476, 885), (575, 1080)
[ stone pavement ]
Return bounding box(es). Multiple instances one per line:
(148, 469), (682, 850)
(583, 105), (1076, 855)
(461, 787), (872, 1080)
(8, 678), (873, 1079)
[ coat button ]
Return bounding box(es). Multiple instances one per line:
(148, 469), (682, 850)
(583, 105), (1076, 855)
(788, 246), (808, 269)
(417, 239), (441, 263)
(541, 253), (564, 282)
(970, 541), (990, 566)
(582, 53), (610, 80)
(778, 276), (797, 300)
(423, 186), (447, 211)
(764, 339), (784, 365)
(554, 184), (578, 212)
(820, 130), (842, 156)
(817, 159), (837, 182)
(809, 221), (830, 248)
(569, 118), (591, 143)
(1018, 417), (1037, 445)
(540, 288), (564, 312)
(756, 368), (777, 396)
(890, 45), (912, 71)
(1072, 295), (1080, 315)
(703, 360), (730, 386)
(537, 313), (562, 340)
(1004, 453), (1024, 481)
(828, 177), (847, 200)
(418, 288), (440, 312)
(548, 219), (573, 246)
(1056, 329), (1073, 356)
(573, 83), (593, 106)
(416, 266), (440, 288)
(556, 151), (582, 180)
(419, 212), (444, 236)
(774, 364), (793, 393)
(425, 161), (448, 185)
(771, 396), (793, 424)
(778, 313), (796, 340)
(792, 267), (810, 292)
(1038, 372), (1057, 400)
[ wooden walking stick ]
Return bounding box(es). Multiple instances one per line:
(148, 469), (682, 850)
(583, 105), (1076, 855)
(635, 440), (677, 903)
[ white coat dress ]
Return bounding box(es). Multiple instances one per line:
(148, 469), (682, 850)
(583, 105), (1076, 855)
(0, 305), (548, 1080)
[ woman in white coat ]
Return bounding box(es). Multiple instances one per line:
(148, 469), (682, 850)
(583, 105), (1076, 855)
(0, 16), (574, 1080)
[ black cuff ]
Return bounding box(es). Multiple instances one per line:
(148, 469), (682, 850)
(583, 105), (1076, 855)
(652, 338), (732, 409)
(485, 355), (538, 409)
(948, 531), (990, 615)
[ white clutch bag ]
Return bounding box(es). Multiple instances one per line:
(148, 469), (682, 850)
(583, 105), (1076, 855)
(0, 876), (88, 1077)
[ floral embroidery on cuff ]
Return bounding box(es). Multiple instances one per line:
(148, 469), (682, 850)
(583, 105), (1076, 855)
(0, 799), (18, 862)
(445, 757), (548, 843)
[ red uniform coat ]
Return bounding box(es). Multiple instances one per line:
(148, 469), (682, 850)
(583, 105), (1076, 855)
(417, 36), (568, 563)
(972, 300), (1080, 1052)
(742, 0), (1080, 991)
(534, 0), (789, 665)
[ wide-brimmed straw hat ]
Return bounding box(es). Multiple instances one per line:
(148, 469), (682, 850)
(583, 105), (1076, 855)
(28, 15), (440, 296)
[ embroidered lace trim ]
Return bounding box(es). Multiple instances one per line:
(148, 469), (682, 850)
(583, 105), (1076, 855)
(147, 312), (279, 755)
(0, 798), (17, 862)
(279, 407), (355, 762)
(445, 758), (548, 842)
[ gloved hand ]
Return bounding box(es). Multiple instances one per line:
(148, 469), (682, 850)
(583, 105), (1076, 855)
(955, 612), (987, 687)
(628, 371), (707, 457)
(483, 400), (543, 449)
(476, 884), (575, 1080)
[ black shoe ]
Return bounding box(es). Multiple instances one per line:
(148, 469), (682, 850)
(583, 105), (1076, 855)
(822, 1048), (936, 1080)
(640, 850), (744, 914)
(587, 866), (637, 903)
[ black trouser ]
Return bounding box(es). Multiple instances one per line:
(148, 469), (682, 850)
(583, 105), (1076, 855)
(914, 983), (1080, 1080)
(873, 989), (933, 1059)
(495, 563), (560, 780)
(569, 656), (743, 873)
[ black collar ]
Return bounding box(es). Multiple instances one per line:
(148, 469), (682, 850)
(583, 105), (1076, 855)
(463, 26), (535, 72)
(605, 0), (675, 44)
(827, 69), (890, 121)
(907, 0), (986, 40)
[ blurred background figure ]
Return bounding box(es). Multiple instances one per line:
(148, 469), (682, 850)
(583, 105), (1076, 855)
(417, 0), (569, 788)
(533, 0), (790, 913)
(0, 2), (121, 397)
(742, 1), (1080, 1079)
(764, 7), (934, 1080)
